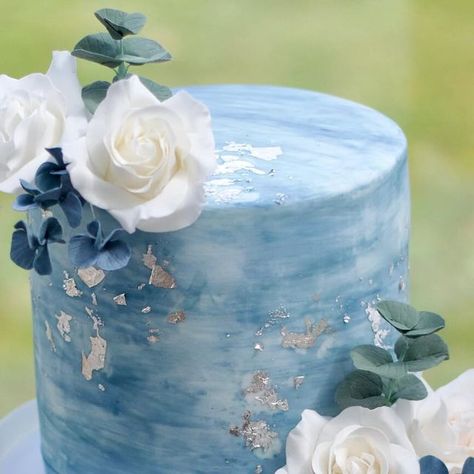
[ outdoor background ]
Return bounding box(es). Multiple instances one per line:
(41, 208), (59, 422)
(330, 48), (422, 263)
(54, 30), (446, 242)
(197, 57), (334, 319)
(0, 0), (472, 416)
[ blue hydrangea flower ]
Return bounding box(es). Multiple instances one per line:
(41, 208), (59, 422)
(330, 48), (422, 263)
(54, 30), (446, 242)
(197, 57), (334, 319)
(69, 220), (131, 271)
(420, 456), (474, 474)
(10, 218), (65, 275)
(13, 148), (83, 228)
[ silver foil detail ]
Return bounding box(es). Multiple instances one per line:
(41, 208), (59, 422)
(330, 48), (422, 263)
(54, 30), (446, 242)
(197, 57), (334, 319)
(229, 411), (280, 455)
(142, 306), (152, 314)
(366, 304), (390, 348)
(167, 311), (186, 324)
(245, 371), (288, 412)
(77, 266), (106, 288)
(91, 292), (98, 306)
(254, 342), (264, 352)
(82, 333), (107, 381)
(113, 293), (127, 306)
(63, 272), (82, 297)
(147, 328), (160, 344)
(255, 466), (263, 474)
(45, 320), (56, 352)
(98, 384), (106, 392)
(143, 245), (176, 288)
(255, 305), (290, 336)
(56, 311), (72, 342)
(280, 319), (329, 349)
(293, 376), (305, 389)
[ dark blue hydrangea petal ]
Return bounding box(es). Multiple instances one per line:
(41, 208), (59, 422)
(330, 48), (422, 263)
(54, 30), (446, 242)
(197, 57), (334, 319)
(420, 456), (449, 474)
(20, 179), (39, 195)
(33, 245), (52, 275)
(87, 220), (102, 242)
(60, 192), (83, 228)
(46, 147), (65, 168)
(463, 458), (474, 474)
(69, 235), (99, 268)
(35, 162), (61, 192)
(13, 194), (38, 211)
(35, 187), (62, 206)
(39, 217), (64, 245)
(102, 227), (129, 246)
(96, 240), (131, 271)
(10, 226), (36, 270)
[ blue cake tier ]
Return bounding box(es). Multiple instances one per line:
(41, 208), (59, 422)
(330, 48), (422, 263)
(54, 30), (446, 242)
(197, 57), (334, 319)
(30, 85), (410, 474)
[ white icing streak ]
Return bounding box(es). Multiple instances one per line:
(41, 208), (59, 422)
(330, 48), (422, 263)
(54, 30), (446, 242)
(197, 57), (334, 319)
(56, 311), (72, 342)
(45, 320), (56, 352)
(222, 142), (283, 161)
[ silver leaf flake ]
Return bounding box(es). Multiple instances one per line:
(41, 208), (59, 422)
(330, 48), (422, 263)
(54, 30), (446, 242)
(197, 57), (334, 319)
(78, 267), (106, 288)
(293, 376), (305, 389)
(91, 292), (98, 306)
(229, 411), (279, 455)
(255, 305), (290, 336)
(98, 384), (106, 392)
(142, 306), (152, 314)
(245, 371), (288, 412)
(63, 272), (82, 297)
(85, 306), (103, 331)
(280, 319), (329, 349)
(56, 311), (72, 342)
(366, 304), (390, 348)
(41, 209), (53, 219)
(82, 334), (107, 381)
(147, 328), (160, 344)
(167, 311), (186, 324)
(255, 466), (263, 474)
(45, 320), (56, 352)
(113, 293), (127, 306)
(254, 342), (264, 352)
(143, 245), (176, 288)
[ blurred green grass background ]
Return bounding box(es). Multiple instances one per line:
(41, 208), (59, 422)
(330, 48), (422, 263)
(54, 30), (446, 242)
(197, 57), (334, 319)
(0, 0), (473, 417)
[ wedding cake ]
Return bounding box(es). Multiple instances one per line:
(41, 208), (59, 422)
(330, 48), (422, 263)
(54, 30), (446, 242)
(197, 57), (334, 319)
(4, 8), (470, 474)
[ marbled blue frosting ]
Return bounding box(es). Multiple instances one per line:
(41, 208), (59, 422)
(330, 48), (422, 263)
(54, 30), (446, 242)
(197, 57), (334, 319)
(30, 85), (410, 474)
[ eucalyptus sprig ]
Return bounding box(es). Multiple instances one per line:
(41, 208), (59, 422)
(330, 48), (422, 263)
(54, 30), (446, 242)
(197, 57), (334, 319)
(72, 8), (172, 113)
(336, 300), (449, 410)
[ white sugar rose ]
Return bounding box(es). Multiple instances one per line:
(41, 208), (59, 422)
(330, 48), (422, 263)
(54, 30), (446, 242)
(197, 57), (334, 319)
(0, 51), (86, 193)
(276, 406), (420, 474)
(64, 75), (216, 233)
(396, 370), (474, 473)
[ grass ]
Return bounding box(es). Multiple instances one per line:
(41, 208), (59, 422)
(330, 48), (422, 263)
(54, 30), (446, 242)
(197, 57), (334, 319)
(0, 0), (473, 416)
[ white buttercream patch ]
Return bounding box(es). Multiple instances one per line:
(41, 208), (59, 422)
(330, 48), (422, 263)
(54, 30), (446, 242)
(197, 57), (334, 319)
(222, 142), (283, 161)
(366, 304), (390, 348)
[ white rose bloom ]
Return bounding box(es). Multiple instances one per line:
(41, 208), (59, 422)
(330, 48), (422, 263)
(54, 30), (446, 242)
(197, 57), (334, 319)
(0, 51), (86, 193)
(276, 406), (420, 474)
(64, 76), (216, 233)
(396, 369), (474, 473)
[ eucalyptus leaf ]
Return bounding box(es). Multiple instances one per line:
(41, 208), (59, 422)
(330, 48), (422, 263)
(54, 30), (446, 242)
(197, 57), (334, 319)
(138, 76), (172, 101)
(335, 370), (390, 409)
(405, 311), (445, 337)
(389, 374), (428, 401)
(82, 81), (111, 114)
(351, 345), (406, 379)
(95, 8), (146, 39)
(376, 300), (420, 331)
(72, 33), (122, 68)
(397, 334), (449, 371)
(121, 37), (171, 65)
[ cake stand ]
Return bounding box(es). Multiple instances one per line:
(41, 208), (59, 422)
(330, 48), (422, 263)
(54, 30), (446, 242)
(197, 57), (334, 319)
(0, 400), (45, 474)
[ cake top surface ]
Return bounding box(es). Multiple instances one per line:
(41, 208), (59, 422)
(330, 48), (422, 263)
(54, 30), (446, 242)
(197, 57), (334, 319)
(183, 84), (407, 208)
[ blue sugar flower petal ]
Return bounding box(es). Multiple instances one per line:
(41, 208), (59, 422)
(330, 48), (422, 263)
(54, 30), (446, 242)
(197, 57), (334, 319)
(33, 245), (52, 276)
(60, 192), (83, 228)
(86, 220), (102, 241)
(463, 458), (474, 474)
(36, 163), (62, 192)
(420, 456), (449, 474)
(102, 227), (129, 246)
(96, 239), (131, 271)
(69, 235), (99, 268)
(39, 218), (64, 245)
(13, 194), (38, 211)
(46, 147), (66, 168)
(35, 187), (62, 206)
(19, 179), (39, 195)
(10, 226), (36, 270)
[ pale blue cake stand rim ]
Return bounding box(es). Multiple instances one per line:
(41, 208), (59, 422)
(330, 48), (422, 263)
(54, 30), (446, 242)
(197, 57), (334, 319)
(0, 400), (45, 474)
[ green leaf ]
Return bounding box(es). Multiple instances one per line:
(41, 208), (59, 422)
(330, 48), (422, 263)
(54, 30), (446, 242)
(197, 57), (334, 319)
(82, 81), (110, 114)
(389, 374), (428, 401)
(335, 370), (391, 409)
(351, 345), (406, 379)
(122, 37), (172, 65)
(376, 300), (420, 332)
(397, 334), (449, 371)
(95, 9), (146, 40)
(138, 77), (172, 101)
(72, 33), (122, 68)
(405, 311), (445, 337)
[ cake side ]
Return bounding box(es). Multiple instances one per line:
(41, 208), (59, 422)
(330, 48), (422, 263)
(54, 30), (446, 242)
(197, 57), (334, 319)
(30, 85), (410, 473)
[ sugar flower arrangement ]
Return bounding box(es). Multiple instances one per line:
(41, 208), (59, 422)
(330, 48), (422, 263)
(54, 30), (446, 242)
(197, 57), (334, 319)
(1, 8), (215, 275)
(276, 301), (474, 474)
